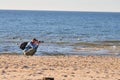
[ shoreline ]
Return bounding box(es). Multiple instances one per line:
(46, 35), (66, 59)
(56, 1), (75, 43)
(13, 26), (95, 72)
(0, 51), (120, 57)
(0, 54), (120, 80)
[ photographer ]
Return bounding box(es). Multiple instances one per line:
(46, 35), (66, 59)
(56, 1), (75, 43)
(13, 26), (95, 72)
(23, 38), (42, 56)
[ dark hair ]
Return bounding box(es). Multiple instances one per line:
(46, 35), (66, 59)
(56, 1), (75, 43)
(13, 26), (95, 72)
(33, 38), (37, 41)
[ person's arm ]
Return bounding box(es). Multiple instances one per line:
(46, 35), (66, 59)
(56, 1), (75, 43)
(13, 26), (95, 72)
(24, 42), (32, 51)
(29, 42), (39, 49)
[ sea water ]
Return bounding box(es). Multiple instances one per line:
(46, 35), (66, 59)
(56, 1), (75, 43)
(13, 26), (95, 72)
(0, 10), (120, 56)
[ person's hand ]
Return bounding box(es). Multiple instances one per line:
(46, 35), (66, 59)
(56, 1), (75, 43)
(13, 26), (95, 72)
(36, 40), (40, 45)
(38, 41), (40, 44)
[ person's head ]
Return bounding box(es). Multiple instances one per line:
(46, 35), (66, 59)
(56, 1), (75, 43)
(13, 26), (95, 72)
(31, 38), (37, 43)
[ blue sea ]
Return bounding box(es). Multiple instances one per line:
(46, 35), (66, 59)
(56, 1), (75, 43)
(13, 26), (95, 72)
(0, 10), (120, 56)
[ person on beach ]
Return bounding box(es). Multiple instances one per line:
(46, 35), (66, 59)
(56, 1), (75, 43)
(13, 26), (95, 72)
(23, 38), (40, 56)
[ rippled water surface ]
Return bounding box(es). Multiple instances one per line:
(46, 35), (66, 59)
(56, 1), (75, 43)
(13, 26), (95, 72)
(0, 10), (120, 56)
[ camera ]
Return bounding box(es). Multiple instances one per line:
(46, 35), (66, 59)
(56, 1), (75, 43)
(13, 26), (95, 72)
(38, 41), (44, 43)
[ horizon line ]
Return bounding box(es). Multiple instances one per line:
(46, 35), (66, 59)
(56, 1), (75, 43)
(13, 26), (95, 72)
(0, 9), (120, 13)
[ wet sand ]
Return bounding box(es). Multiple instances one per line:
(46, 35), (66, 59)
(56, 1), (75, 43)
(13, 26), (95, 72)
(0, 55), (120, 80)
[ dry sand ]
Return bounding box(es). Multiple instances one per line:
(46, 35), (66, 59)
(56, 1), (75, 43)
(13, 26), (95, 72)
(0, 55), (120, 80)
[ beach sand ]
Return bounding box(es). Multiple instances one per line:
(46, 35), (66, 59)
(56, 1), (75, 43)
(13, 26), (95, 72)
(0, 54), (120, 80)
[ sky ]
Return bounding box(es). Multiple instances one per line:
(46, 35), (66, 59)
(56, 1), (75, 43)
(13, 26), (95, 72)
(0, 0), (120, 12)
